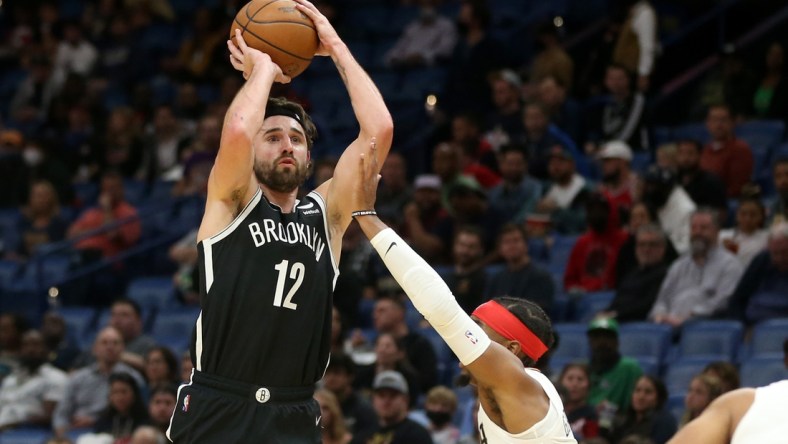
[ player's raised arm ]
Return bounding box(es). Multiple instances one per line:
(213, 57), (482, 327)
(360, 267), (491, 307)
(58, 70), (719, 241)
(294, 0), (394, 233)
(199, 30), (290, 240)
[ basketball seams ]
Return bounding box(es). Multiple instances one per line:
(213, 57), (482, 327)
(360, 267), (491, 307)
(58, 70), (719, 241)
(243, 20), (316, 31)
(232, 18), (314, 61)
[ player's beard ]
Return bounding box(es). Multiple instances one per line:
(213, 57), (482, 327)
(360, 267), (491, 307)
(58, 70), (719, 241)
(254, 155), (310, 193)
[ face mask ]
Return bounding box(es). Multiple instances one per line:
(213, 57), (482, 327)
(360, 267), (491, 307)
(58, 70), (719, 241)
(426, 410), (453, 427)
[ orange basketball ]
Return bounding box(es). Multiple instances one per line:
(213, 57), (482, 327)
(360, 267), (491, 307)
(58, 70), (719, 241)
(230, 0), (319, 78)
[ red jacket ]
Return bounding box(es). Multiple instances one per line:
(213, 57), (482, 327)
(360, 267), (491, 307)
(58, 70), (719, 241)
(700, 138), (754, 197)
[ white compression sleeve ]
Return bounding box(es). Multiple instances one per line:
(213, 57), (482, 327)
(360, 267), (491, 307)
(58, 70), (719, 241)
(370, 228), (491, 365)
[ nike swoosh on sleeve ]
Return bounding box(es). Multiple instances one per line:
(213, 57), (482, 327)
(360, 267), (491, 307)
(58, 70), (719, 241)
(385, 242), (397, 257)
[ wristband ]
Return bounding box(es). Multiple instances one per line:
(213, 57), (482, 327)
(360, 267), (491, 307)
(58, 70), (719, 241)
(351, 210), (377, 218)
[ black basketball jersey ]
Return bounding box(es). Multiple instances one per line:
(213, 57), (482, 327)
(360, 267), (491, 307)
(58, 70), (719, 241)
(193, 188), (338, 386)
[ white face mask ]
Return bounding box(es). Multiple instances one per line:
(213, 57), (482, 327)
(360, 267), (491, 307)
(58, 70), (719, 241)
(23, 147), (44, 166)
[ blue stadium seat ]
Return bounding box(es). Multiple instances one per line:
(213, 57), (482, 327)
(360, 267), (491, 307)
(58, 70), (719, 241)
(57, 306), (97, 347)
(664, 356), (716, 396)
(0, 427), (52, 444)
(678, 320), (743, 361)
(552, 323), (589, 361)
(151, 308), (201, 339)
(0, 209), (21, 254)
(126, 276), (176, 312)
(666, 394), (686, 423)
(549, 235), (578, 278)
(73, 182), (98, 207)
(404, 300), (424, 330)
(633, 356), (660, 376)
(551, 294), (571, 323)
(739, 357), (788, 388)
(653, 126), (674, 146)
(673, 123), (708, 143)
(0, 260), (20, 289)
(750, 318), (788, 358)
(735, 120), (785, 151)
(574, 292), (615, 323)
(619, 322), (673, 367)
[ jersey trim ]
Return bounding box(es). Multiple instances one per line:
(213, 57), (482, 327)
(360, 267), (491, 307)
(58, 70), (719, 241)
(306, 191), (340, 284)
(166, 368), (194, 441)
(194, 311), (204, 371)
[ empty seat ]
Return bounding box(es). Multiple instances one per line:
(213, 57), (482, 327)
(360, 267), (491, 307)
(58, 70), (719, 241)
(126, 276), (175, 312)
(736, 120), (785, 151)
(740, 357), (788, 388)
(549, 235), (578, 276)
(750, 318), (788, 358)
(619, 322), (673, 366)
(673, 123), (708, 144)
(574, 292), (615, 323)
(57, 306), (97, 346)
(151, 308), (201, 339)
(678, 320), (743, 361)
(552, 323), (589, 361)
(664, 356), (716, 396)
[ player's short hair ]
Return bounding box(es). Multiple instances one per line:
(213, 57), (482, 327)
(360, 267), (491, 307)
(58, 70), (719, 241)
(492, 296), (554, 367)
(266, 97), (317, 151)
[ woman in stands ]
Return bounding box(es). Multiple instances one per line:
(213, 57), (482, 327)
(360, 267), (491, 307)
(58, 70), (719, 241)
(354, 332), (422, 406)
(314, 388), (352, 444)
(719, 197), (769, 267)
(680, 373), (723, 427)
(92, 372), (149, 442)
(559, 363), (600, 441)
(606, 375), (677, 444)
(143, 346), (179, 386)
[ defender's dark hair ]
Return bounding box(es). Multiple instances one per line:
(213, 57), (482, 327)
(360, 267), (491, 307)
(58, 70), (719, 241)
(492, 296), (554, 367)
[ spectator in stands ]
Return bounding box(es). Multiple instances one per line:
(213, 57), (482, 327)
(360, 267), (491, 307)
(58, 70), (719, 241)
(96, 106), (145, 177)
(139, 104), (191, 183)
(169, 228), (199, 306)
(680, 374), (723, 428)
(605, 375), (677, 444)
(107, 299), (156, 372)
(53, 326), (145, 439)
(485, 223), (554, 312)
(442, 0), (504, 113)
(143, 347), (179, 387)
(130, 425), (167, 444)
(559, 363), (600, 441)
(516, 102), (585, 180)
(179, 351), (192, 384)
(656, 142), (678, 172)
(322, 353), (378, 435)
(0, 129), (30, 208)
(423, 385), (460, 444)
(676, 140), (728, 216)
(488, 145), (542, 224)
(587, 317), (643, 429)
(22, 138), (74, 205)
(649, 209), (744, 328)
(486, 69), (524, 139)
(95, 14), (151, 89)
(350, 370), (433, 444)
(41, 311), (80, 371)
(13, 180), (68, 259)
(54, 20), (98, 78)
(434, 181), (504, 259)
(603, 224), (671, 322)
(719, 198), (769, 267)
(0, 330), (68, 431)
(355, 332), (422, 406)
(314, 388), (353, 444)
(701, 104), (754, 197)
(430, 142), (478, 211)
(615, 202), (678, 287)
(768, 158), (788, 225)
(147, 383), (177, 434)
(529, 21), (574, 91)
(370, 296), (438, 393)
(441, 225), (486, 308)
(376, 152), (412, 230)
(10, 53), (64, 125)
(384, 0), (457, 68)
(67, 170), (141, 259)
(403, 174), (448, 262)
(587, 64), (649, 153)
(171, 8), (224, 81)
(178, 114), (221, 160)
(0, 313), (30, 381)
(727, 222), (788, 326)
(597, 140), (639, 211)
(641, 166), (696, 255)
(538, 75), (584, 145)
(564, 192), (628, 293)
(536, 145), (592, 235)
(457, 139), (501, 189)
(612, 0), (657, 92)
(91, 372), (149, 441)
(449, 112), (497, 172)
(701, 362), (740, 394)
(752, 42), (787, 121)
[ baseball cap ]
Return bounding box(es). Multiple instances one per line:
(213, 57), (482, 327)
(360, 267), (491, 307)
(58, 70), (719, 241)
(414, 174), (441, 191)
(598, 141), (633, 162)
(373, 370), (409, 394)
(448, 179), (486, 200)
(547, 144), (574, 161)
(587, 317), (619, 334)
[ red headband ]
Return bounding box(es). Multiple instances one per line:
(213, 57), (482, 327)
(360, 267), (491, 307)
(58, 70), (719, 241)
(472, 300), (548, 361)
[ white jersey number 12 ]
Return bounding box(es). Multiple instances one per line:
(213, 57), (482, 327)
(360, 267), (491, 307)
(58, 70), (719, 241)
(273, 260), (304, 310)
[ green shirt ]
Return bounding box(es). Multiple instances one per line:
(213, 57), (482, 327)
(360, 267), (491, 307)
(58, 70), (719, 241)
(588, 356), (642, 412)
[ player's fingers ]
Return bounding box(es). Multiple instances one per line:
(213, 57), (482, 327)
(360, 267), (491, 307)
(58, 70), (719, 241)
(227, 40), (243, 59)
(234, 29), (248, 51)
(293, 2), (319, 19)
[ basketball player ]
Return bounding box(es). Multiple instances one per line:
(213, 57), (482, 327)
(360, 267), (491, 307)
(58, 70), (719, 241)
(165, 1), (393, 442)
(668, 380), (788, 444)
(349, 142), (576, 443)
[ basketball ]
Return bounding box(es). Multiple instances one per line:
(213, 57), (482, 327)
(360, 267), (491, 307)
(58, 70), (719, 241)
(230, 0), (319, 78)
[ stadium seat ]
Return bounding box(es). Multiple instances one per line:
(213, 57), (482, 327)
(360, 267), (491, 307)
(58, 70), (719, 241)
(549, 235), (578, 277)
(673, 123), (708, 143)
(633, 356), (660, 376)
(0, 427), (52, 444)
(653, 126), (674, 146)
(619, 322), (673, 367)
(736, 120), (785, 151)
(574, 292), (615, 323)
(57, 306), (97, 347)
(126, 276), (176, 312)
(552, 323), (589, 361)
(666, 394), (686, 423)
(0, 209), (21, 254)
(739, 356), (788, 388)
(0, 260), (20, 289)
(678, 320), (743, 362)
(664, 356), (717, 396)
(750, 318), (788, 358)
(551, 294), (571, 323)
(151, 308), (201, 339)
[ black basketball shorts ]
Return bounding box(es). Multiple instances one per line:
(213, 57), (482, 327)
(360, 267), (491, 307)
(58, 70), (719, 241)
(167, 371), (321, 443)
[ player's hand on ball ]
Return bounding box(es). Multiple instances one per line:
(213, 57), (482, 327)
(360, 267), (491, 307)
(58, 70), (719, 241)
(293, 0), (340, 57)
(228, 29), (291, 84)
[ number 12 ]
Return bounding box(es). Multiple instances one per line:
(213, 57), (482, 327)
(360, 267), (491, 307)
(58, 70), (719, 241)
(273, 260), (304, 310)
